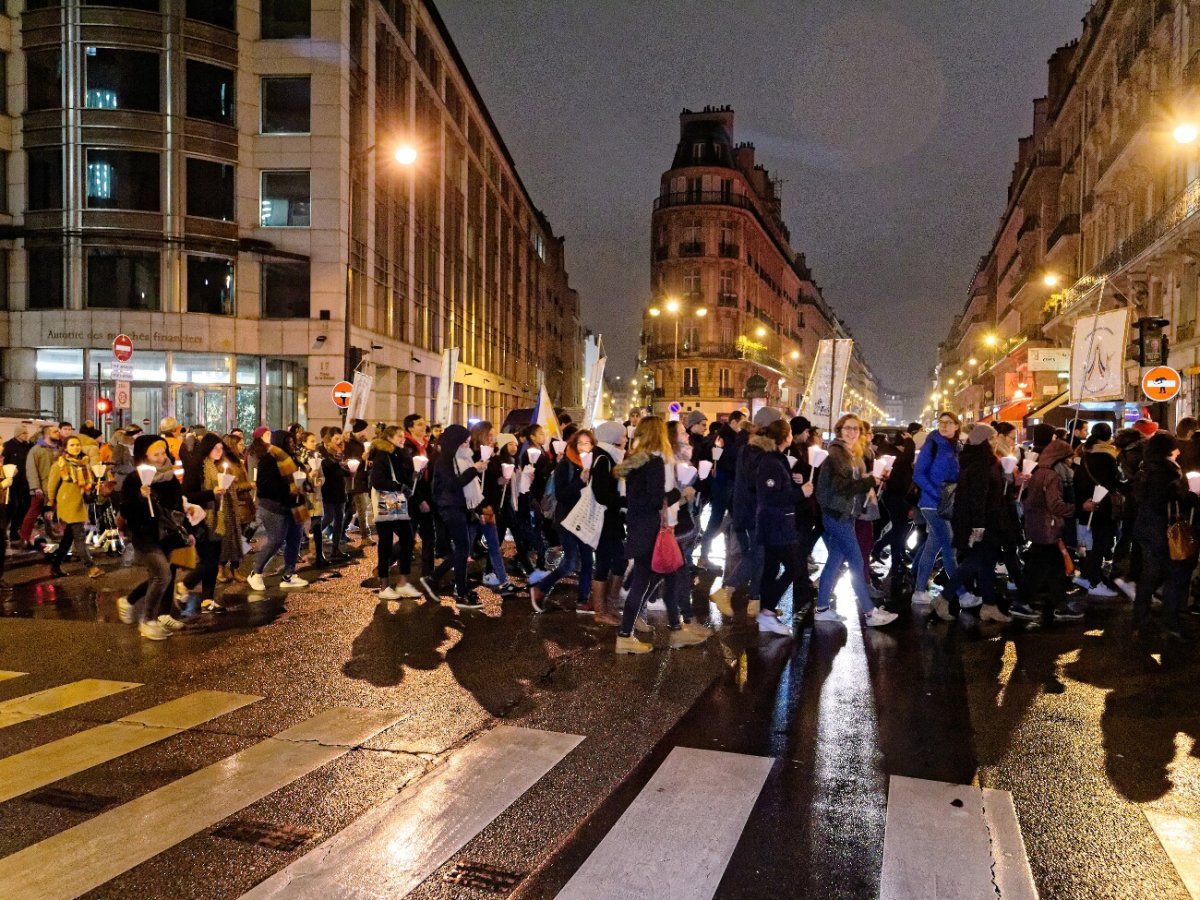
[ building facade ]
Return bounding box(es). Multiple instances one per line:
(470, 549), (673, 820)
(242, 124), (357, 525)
(0, 0), (583, 432)
(638, 107), (882, 423)
(937, 0), (1200, 432)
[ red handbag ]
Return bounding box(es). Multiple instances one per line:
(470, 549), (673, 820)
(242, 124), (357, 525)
(651, 524), (684, 574)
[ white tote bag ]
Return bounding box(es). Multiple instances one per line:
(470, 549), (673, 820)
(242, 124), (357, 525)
(561, 482), (605, 549)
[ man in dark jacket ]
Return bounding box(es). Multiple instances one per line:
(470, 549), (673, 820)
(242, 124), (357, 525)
(3, 425), (31, 542)
(1073, 423), (1121, 598)
(344, 418), (374, 545)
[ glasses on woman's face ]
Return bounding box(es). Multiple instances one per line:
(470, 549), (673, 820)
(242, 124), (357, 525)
(939, 419), (956, 429)
(842, 424), (861, 434)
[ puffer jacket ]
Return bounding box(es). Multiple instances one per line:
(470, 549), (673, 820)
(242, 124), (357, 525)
(913, 431), (959, 508)
(756, 449), (801, 546)
(815, 439), (876, 520)
(1022, 439), (1076, 544)
(615, 451), (679, 559)
(731, 434), (774, 530)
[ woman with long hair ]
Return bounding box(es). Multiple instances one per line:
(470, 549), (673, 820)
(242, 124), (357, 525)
(296, 432), (327, 568)
(320, 429), (350, 558)
(613, 416), (708, 654)
(589, 421), (627, 625)
(46, 435), (103, 579)
(911, 411), (961, 605)
(372, 425), (422, 600)
(470, 421), (518, 597)
(755, 418), (805, 636)
(514, 423), (551, 577)
(813, 414), (898, 628)
(530, 428), (596, 614)
(217, 435), (253, 583)
(246, 430), (308, 592)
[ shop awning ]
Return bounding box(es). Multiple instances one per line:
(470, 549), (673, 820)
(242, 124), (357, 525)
(1027, 390), (1069, 420)
(992, 398), (1034, 422)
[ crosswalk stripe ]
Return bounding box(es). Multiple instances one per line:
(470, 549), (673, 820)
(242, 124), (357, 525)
(880, 775), (1036, 900)
(0, 705), (400, 900)
(556, 747), (773, 900)
(243, 725), (583, 899)
(0, 690), (263, 804)
(1144, 810), (1200, 899)
(0, 671), (25, 682)
(0, 678), (141, 730)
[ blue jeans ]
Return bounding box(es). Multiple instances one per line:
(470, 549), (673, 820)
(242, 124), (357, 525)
(537, 527), (593, 601)
(478, 519), (509, 584)
(914, 507), (957, 591)
(726, 526), (764, 596)
(256, 505), (301, 578)
(817, 514), (874, 615)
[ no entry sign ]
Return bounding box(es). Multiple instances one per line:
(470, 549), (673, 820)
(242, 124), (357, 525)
(112, 334), (134, 362)
(1141, 366), (1181, 403)
(332, 380), (354, 409)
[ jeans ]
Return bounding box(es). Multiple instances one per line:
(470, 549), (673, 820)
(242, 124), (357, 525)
(431, 509), (472, 595)
(130, 544), (173, 624)
(817, 514), (874, 615)
(946, 543), (997, 611)
(1134, 540), (1191, 631)
(537, 527), (593, 601)
(50, 521), (92, 568)
(726, 526), (764, 597)
(761, 542), (800, 613)
(183, 536), (222, 602)
(914, 507), (957, 591)
(256, 506), (301, 578)
(376, 520), (415, 579)
(619, 553), (683, 635)
(323, 501), (347, 550)
(477, 519), (509, 584)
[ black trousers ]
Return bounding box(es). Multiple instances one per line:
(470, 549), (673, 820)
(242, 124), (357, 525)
(1022, 543), (1065, 620)
(1134, 540), (1191, 632)
(431, 509), (471, 594)
(413, 511), (437, 574)
(761, 542), (800, 613)
(1079, 516), (1115, 587)
(377, 520), (415, 579)
(183, 537), (222, 599)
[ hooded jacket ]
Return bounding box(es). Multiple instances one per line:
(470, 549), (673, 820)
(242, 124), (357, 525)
(950, 442), (1005, 551)
(814, 438), (876, 519)
(615, 450), (680, 559)
(913, 431), (959, 508)
(756, 449), (802, 545)
(1073, 440), (1121, 525)
(432, 425), (481, 513)
(1022, 439), (1076, 544)
(1133, 448), (1192, 554)
(731, 433), (774, 530)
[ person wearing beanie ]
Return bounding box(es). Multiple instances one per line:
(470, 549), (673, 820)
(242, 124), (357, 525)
(1072, 422), (1122, 599)
(911, 411), (961, 605)
(1131, 431), (1195, 639)
(118, 435), (189, 640)
(967, 423), (996, 446)
(1012, 439), (1079, 624)
(246, 430), (308, 592)
(344, 418), (373, 545)
(1031, 423), (1056, 454)
(751, 406), (784, 429)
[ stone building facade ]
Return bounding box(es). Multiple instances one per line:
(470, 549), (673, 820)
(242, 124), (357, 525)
(0, 0), (583, 432)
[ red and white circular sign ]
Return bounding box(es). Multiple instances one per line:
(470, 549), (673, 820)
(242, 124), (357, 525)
(332, 380), (354, 409)
(112, 334), (134, 362)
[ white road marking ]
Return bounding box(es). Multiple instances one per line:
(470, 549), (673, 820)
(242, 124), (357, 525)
(556, 747), (773, 900)
(0, 690), (262, 804)
(982, 787), (1038, 900)
(1145, 810), (1200, 899)
(0, 678), (141, 730)
(0, 705), (400, 900)
(0, 671), (26, 682)
(243, 725), (583, 899)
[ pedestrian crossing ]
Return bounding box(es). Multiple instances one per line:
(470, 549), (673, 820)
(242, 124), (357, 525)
(0, 673), (1047, 899)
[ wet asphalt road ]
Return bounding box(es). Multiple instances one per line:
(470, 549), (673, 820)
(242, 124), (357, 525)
(1, 541), (1198, 899)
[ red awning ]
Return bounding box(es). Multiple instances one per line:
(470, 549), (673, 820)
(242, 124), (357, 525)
(996, 398), (1034, 422)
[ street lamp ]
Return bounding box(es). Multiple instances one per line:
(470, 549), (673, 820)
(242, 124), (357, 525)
(1043, 272), (1060, 287)
(1175, 122), (1199, 145)
(983, 334), (999, 348)
(755, 326), (767, 338)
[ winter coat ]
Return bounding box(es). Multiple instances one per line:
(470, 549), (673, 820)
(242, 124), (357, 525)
(344, 434), (370, 494)
(517, 440), (553, 500)
(756, 450), (801, 545)
(615, 451), (679, 559)
(551, 456), (587, 527)
(882, 435), (916, 500)
(1133, 454), (1193, 555)
(370, 444), (415, 497)
(46, 453), (95, 524)
(731, 434), (773, 530)
(26, 440), (59, 493)
(1073, 441), (1121, 526)
(404, 434), (435, 512)
(814, 439), (876, 520)
(1113, 430), (1144, 522)
(119, 466), (185, 549)
(255, 432), (301, 513)
(1022, 440), (1076, 544)
(589, 446), (625, 540)
(913, 431), (959, 508)
(432, 425), (480, 514)
(3, 437), (31, 491)
(950, 443), (1005, 552)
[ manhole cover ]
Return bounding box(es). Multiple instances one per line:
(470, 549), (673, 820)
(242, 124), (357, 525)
(211, 819), (320, 852)
(444, 861), (524, 894)
(26, 788), (117, 813)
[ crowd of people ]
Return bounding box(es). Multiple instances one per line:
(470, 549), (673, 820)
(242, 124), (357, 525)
(0, 403), (1196, 646)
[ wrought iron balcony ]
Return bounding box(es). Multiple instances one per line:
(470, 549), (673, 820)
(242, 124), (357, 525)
(718, 242), (740, 259)
(681, 385), (701, 396)
(678, 241), (705, 257)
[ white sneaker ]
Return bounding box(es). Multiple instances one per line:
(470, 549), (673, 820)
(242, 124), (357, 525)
(958, 591), (983, 609)
(814, 606), (843, 622)
(395, 582), (423, 599)
(280, 574), (308, 589)
(247, 572), (266, 592)
(116, 596), (135, 625)
(483, 572), (503, 588)
(756, 610), (793, 636)
(1088, 582), (1119, 598)
(864, 608), (899, 628)
(911, 590), (934, 606)
(157, 614), (186, 631)
(138, 620), (170, 640)
(378, 586), (402, 601)
(1113, 578), (1136, 601)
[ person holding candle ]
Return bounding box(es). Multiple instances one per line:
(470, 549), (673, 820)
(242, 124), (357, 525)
(45, 435), (103, 580)
(469, 422), (518, 597)
(403, 414), (440, 577)
(371, 425), (422, 600)
(344, 419), (374, 546)
(217, 436), (253, 582)
(118, 435), (189, 640)
(1073, 423), (1121, 599)
(423, 424), (488, 607)
(514, 424), (552, 579)
(320, 430), (351, 560)
(910, 411), (961, 606)
(530, 429), (596, 614)
(178, 433), (228, 615)
(754, 418), (805, 636)
(246, 430), (308, 592)
(1011, 437), (1078, 624)
(295, 432), (327, 569)
(787, 416), (821, 607)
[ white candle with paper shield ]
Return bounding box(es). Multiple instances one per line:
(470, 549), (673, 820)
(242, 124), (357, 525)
(675, 462), (698, 487)
(871, 457), (890, 479)
(480, 445), (494, 462)
(1000, 456), (1018, 475)
(1188, 472), (1200, 495)
(136, 463), (157, 516)
(698, 460), (713, 480)
(1021, 457), (1038, 476)
(712, 445), (724, 461)
(1, 463), (15, 481)
(346, 458), (360, 475)
(808, 446), (829, 468)
(501, 462), (515, 480)
(527, 447), (542, 465)
(218, 471), (235, 491)
(293, 470), (307, 485)
(552, 439), (567, 456)
(91, 463), (106, 479)
(413, 455), (429, 473)
(580, 451), (592, 470)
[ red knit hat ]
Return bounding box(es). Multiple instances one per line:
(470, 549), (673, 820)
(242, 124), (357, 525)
(1132, 418), (1159, 438)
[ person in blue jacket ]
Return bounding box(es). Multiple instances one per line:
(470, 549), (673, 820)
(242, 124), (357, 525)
(911, 411), (961, 604)
(754, 419), (805, 637)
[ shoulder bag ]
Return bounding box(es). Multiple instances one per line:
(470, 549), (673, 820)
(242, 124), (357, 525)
(1168, 501), (1197, 561)
(651, 503), (684, 574)
(561, 481), (605, 549)
(372, 455), (411, 523)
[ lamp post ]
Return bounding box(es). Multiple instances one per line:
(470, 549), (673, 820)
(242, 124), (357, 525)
(344, 141), (417, 380)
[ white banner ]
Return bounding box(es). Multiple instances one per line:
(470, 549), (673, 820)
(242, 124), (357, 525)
(345, 371), (374, 424)
(582, 354), (606, 428)
(800, 339), (853, 433)
(434, 348), (459, 425)
(1028, 347), (1070, 372)
(1070, 308), (1130, 403)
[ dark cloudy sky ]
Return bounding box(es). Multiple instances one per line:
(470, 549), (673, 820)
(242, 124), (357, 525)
(437, 0), (1091, 395)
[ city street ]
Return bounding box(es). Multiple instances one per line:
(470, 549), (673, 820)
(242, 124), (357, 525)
(1, 542), (1196, 899)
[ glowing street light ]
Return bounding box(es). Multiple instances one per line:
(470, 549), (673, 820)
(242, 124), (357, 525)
(665, 298), (681, 314)
(983, 334), (999, 348)
(394, 144), (418, 165)
(1043, 272), (1060, 288)
(755, 327), (767, 338)
(695, 308), (707, 317)
(1175, 122), (1199, 145)
(649, 307), (661, 317)
(968, 357), (978, 365)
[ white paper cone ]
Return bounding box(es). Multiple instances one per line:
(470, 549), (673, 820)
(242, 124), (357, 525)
(346, 458), (360, 474)
(1021, 458), (1038, 476)
(219, 472), (235, 491)
(480, 445), (494, 461)
(1001, 456), (1018, 474)
(501, 462), (515, 479)
(552, 440), (567, 456)
(580, 451), (592, 470)
(787, 455), (798, 468)
(528, 448), (543, 465)
(1092, 485), (1109, 504)
(293, 470), (307, 484)
(698, 460), (713, 480)
(808, 446), (829, 468)
(91, 463), (106, 478)
(675, 463), (697, 487)
(1188, 472), (1200, 495)
(712, 446), (724, 461)
(872, 458), (889, 479)
(413, 455), (429, 473)
(136, 464), (156, 487)
(1, 464), (15, 480)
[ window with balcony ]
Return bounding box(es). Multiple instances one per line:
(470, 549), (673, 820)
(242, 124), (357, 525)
(683, 267), (701, 297)
(262, 260), (310, 318)
(685, 177), (701, 200)
(186, 60), (235, 125)
(682, 325), (700, 351)
(85, 47), (160, 111)
(86, 248), (160, 310)
(186, 158), (235, 221)
(261, 0), (310, 38)
(28, 247), (64, 309)
(26, 49), (62, 111)
(27, 149), (62, 210)
(682, 367), (699, 395)
(260, 170), (310, 226)
(187, 256), (235, 315)
(85, 149), (159, 211)
(261, 76), (310, 133)
(680, 218), (704, 256)
(187, 0), (235, 28)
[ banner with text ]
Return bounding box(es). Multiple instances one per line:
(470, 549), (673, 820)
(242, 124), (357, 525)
(434, 348), (459, 425)
(1069, 308), (1129, 403)
(800, 338), (854, 434)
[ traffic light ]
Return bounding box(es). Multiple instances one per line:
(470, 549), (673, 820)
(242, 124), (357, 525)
(1136, 317), (1170, 367)
(347, 345), (365, 374)
(96, 397), (113, 415)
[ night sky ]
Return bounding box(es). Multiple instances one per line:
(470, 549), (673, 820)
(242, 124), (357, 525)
(436, 0), (1091, 396)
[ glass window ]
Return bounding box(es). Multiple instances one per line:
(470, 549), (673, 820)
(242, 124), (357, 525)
(25, 1), (62, 9)
(85, 149), (160, 211)
(85, 248), (159, 310)
(26, 49), (61, 111)
(98, 351), (166, 382)
(262, 261), (310, 318)
(186, 0), (234, 27)
(186, 158), (235, 221)
(28, 247), (64, 309)
(187, 256), (235, 315)
(83, 0), (159, 9)
(36, 349), (84, 380)
(27, 148), (63, 210)
(261, 0), (310, 39)
(0, 52), (8, 116)
(186, 60), (235, 125)
(236, 356), (260, 385)
(85, 47), (159, 112)
(260, 170), (310, 226)
(261, 77), (310, 133)
(171, 353), (232, 385)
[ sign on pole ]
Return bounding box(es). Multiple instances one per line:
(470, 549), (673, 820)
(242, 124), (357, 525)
(112, 334), (134, 362)
(800, 339), (853, 433)
(582, 353), (606, 428)
(114, 381), (132, 410)
(1070, 308), (1130, 403)
(345, 371), (374, 423)
(434, 348), (459, 425)
(332, 380), (354, 409)
(1141, 366), (1181, 403)
(110, 361), (134, 381)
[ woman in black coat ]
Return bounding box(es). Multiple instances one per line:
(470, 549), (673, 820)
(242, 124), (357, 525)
(613, 417), (706, 655)
(755, 419), (803, 637)
(589, 421), (628, 625)
(1132, 432), (1195, 638)
(371, 425), (422, 601)
(425, 424), (487, 606)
